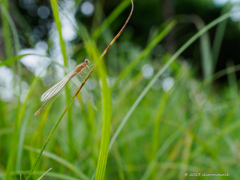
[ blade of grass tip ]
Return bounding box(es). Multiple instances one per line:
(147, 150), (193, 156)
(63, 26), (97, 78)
(25, 146), (89, 180)
(37, 168), (52, 180)
(92, 0), (133, 40)
(108, 11), (232, 152)
(112, 20), (176, 90)
(26, 0), (133, 178)
(50, 0), (74, 162)
(190, 15), (213, 80)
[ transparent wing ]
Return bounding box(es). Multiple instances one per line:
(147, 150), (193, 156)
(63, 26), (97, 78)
(72, 75), (98, 111)
(40, 70), (76, 102)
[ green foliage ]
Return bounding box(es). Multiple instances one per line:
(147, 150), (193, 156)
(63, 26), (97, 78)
(1, 1), (240, 180)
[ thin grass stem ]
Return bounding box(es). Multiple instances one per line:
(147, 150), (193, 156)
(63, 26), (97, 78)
(26, 0), (134, 179)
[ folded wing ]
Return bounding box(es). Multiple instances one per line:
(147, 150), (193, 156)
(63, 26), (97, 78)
(40, 70), (76, 102)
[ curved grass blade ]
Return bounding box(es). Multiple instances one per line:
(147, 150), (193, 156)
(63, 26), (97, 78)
(191, 15), (213, 79)
(25, 146), (89, 180)
(26, 0), (134, 179)
(112, 20), (176, 90)
(2, 3), (23, 179)
(108, 11), (233, 152)
(93, 0), (133, 39)
(37, 168), (52, 180)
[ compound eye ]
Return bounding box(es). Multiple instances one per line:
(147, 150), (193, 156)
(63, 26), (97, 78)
(85, 59), (90, 64)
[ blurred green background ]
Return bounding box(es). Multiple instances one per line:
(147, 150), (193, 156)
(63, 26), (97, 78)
(0, 0), (240, 179)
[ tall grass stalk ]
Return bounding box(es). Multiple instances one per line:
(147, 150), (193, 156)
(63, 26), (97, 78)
(26, 1), (134, 179)
(191, 15), (213, 79)
(150, 67), (184, 178)
(1, 2), (23, 179)
(212, 5), (230, 70)
(50, 0), (74, 161)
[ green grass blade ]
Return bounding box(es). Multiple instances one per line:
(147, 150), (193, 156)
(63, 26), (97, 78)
(2, 1), (22, 178)
(50, 0), (68, 67)
(15, 75), (41, 170)
(37, 168), (52, 180)
(77, 21), (113, 180)
(141, 131), (182, 180)
(50, 0), (73, 161)
(226, 61), (238, 97)
(1, 2), (20, 53)
(26, 1), (133, 178)
(25, 146), (89, 180)
(191, 15), (213, 79)
(93, 0), (133, 40)
(0, 54), (63, 67)
(1, 0), (13, 58)
(212, 5), (230, 70)
(95, 63), (112, 180)
(109, 11), (232, 151)
(112, 20), (176, 90)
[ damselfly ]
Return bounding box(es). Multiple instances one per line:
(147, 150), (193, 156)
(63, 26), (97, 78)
(34, 59), (92, 116)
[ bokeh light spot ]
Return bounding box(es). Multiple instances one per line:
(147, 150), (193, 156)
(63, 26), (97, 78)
(81, 1), (94, 16)
(162, 77), (174, 92)
(213, 0), (228, 6)
(142, 64), (154, 79)
(38, 6), (50, 19)
(230, 6), (240, 21)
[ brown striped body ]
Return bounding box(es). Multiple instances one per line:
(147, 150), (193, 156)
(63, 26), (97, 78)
(75, 59), (90, 73)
